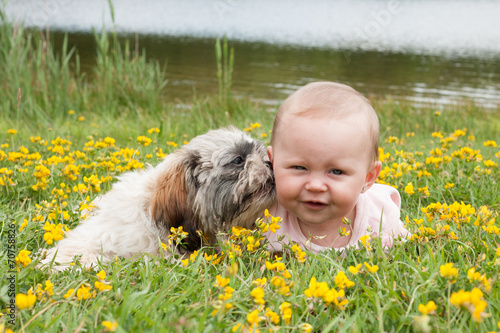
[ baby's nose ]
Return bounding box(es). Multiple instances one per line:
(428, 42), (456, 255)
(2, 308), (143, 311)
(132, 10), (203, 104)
(305, 175), (327, 192)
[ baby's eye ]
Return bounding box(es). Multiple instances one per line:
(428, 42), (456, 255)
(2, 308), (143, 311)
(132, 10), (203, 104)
(292, 166), (306, 171)
(330, 169), (343, 175)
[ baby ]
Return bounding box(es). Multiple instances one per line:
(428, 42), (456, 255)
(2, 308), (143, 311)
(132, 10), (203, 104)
(265, 82), (410, 253)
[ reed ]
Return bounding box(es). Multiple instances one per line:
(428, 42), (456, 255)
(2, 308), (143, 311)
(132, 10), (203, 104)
(215, 36), (235, 108)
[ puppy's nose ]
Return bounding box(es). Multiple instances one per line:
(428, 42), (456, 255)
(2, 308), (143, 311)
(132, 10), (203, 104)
(265, 161), (273, 169)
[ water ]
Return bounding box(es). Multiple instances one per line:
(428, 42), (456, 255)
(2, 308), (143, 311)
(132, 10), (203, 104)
(4, 0), (500, 108)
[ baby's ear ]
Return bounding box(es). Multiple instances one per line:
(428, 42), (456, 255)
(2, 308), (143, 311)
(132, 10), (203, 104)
(364, 161), (382, 190)
(266, 146), (274, 163)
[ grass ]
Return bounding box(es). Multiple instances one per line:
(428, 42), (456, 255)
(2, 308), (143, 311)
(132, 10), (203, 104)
(1, 15), (500, 333)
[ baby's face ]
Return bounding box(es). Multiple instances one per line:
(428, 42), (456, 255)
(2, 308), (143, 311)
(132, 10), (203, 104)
(268, 115), (378, 226)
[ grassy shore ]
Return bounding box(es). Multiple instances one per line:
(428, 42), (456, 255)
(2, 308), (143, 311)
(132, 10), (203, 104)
(1, 18), (500, 333)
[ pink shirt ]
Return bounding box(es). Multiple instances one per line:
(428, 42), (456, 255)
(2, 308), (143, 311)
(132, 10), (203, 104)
(264, 183), (410, 253)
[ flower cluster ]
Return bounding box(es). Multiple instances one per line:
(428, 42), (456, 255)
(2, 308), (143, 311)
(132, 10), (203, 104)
(450, 288), (488, 322)
(304, 276), (349, 310)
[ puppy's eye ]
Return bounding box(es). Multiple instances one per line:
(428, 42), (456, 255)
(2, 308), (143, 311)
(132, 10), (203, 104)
(231, 156), (244, 165)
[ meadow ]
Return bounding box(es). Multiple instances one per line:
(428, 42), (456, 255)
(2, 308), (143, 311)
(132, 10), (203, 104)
(1, 16), (500, 333)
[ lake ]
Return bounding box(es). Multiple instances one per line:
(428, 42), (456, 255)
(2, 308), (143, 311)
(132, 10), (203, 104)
(3, 0), (500, 108)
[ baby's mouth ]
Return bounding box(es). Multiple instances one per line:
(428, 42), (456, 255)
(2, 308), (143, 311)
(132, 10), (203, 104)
(303, 201), (328, 210)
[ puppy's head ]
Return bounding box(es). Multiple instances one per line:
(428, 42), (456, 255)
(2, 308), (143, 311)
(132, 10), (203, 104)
(151, 127), (276, 252)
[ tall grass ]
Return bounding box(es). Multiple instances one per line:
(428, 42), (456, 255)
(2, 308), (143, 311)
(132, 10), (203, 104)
(0, 12), (253, 136)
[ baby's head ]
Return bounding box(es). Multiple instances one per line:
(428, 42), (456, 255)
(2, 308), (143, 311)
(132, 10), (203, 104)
(270, 81), (380, 167)
(268, 82), (383, 239)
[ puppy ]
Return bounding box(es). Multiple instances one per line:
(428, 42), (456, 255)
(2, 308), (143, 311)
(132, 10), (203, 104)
(39, 127), (276, 270)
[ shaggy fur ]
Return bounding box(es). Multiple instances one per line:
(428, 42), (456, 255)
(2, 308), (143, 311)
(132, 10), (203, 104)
(39, 127), (276, 270)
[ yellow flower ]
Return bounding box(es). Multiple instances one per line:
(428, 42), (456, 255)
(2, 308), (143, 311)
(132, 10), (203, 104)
(483, 140), (497, 147)
(250, 287), (265, 305)
(418, 186), (430, 196)
(450, 288), (487, 322)
(304, 277), (328, 299)
(385, 136), (399, 144)
(94, 270), (106, 280)
(418, 300), (437, 315)
(64, 288), (75, 299)
(291, 244), (306, 263)
(323, 288), (348, 309)
(16, 289), (36, 310)
(42, 222), (65, 245)
(166, 141), (178, 148)
(269, 219), (281, 233)
(299, 323), (313, 333)
(231, 226), (250, 237)
(271, 276), (285, 288)
(364, 262), (379, 273)
(137, 136), (152, 146)
(218, 286), (234, 301)
(348, 263), (362, 275)
(214, 275), (230, 288)
(77, 116), (85, 121)
(246, 309), (261, 326)
(452, 129), (466, 137)
(334, 270), (355, 289)
(168, 226), (189, 245)
(95, 280), (112, 291)
(102, 321), (118, 332)
(439, 263), (458, 280)
(280, 302), (292, 324)
(404, 182), (415, 195)
(181, 250), (198, 267)
(204, 253), (222, 265)
(378, 147), (391, 162)
(445, 183), (454, 189)
(252, 278), (267, 287)
(76, 283), (93, 300)
(484, 159), (497, 168)
(44, 280), (54, 296)
(103, 137), (115, 147)
(7, 129), (17, 134)
(18, 219), (28, 232)
(359, 234), (371, 246)
(265, 260), (285, 271)
(339, 226), (351, 237)
(265, 309), (280, 324)
(33, 164), (50, 180)
(15, 249), (32, 267)
(245, 235), (261, 251)
(467, 268), (491, 292)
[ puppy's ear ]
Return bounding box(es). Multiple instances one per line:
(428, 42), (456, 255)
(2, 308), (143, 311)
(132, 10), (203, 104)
(151, 155), (201, 252)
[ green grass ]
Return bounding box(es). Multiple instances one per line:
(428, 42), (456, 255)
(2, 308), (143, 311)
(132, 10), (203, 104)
(1, 16), (500, 333)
